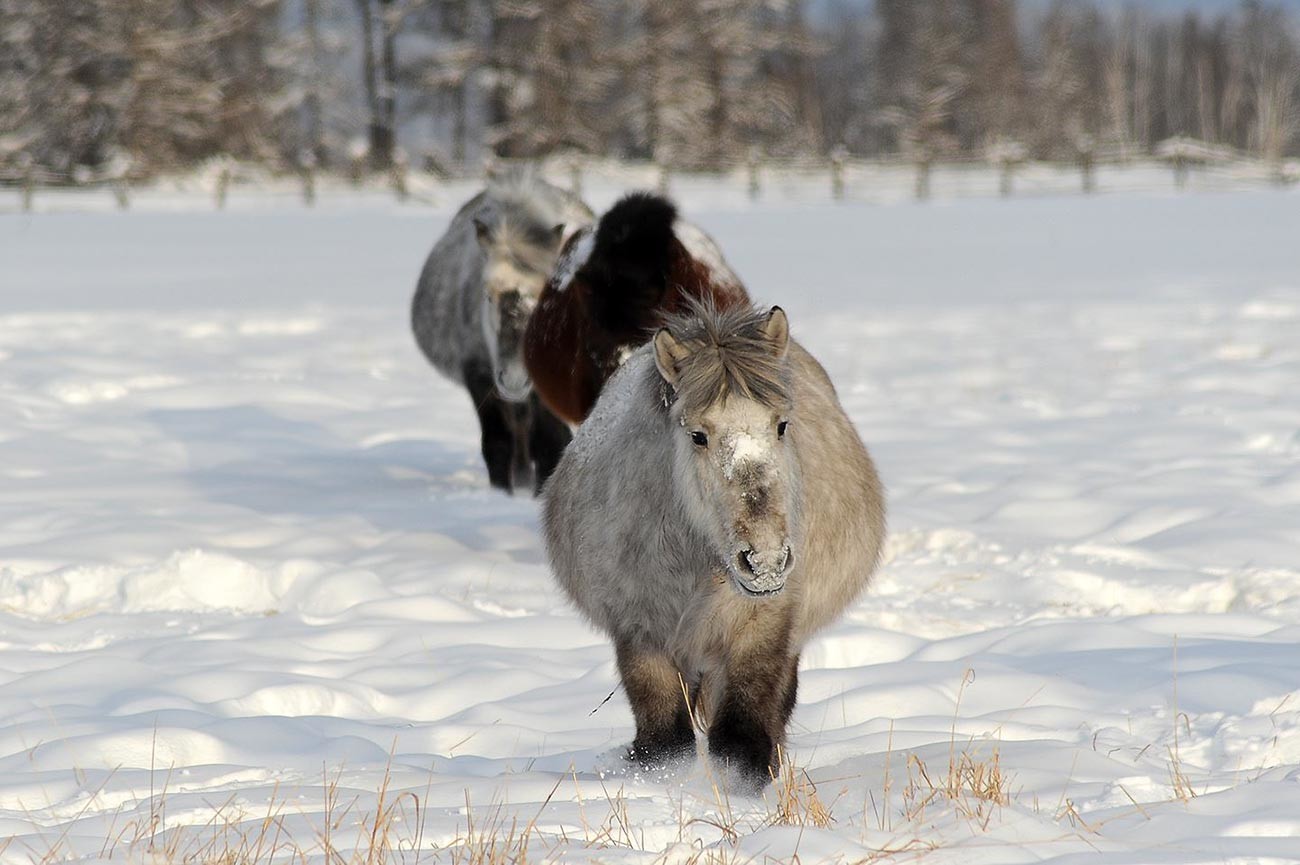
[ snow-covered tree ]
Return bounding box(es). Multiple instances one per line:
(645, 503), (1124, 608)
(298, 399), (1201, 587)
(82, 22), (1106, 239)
(353, 0), (401, 168)
(1031, 2), (1106, 158)
(1236, 2), (1300, 163)
(271, 0), (355, 167)
(874, 0), (971, 158)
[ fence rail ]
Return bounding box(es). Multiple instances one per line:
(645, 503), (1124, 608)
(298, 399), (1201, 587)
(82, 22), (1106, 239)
(3, 151), (1296, 213)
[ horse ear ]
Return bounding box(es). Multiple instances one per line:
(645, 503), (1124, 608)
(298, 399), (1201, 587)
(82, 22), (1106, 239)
(473, 217), (494, 248)
(653, 327), (689, 386)
(762, 306), (790, 358)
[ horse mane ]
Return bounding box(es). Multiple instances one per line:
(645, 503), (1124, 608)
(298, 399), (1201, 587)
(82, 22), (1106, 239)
(581, 192), (679, 338)
(660, 300), (791, 416)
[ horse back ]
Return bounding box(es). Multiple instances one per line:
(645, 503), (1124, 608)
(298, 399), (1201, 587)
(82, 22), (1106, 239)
(525, 209), (752, 425)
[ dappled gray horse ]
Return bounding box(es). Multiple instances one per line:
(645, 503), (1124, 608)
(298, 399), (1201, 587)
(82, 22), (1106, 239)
(411, 175), (592, 494)
(544, 303), (886, 790)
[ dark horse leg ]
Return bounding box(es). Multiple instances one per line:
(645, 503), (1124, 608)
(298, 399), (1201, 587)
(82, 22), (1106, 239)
(707, 618), (797, 792)
(463, 359), (516, 492)
(615, 640), (697, 769)
(779, 655), (800, 732)
(507, 399), (535, 494)
(528, 393), (572, 495)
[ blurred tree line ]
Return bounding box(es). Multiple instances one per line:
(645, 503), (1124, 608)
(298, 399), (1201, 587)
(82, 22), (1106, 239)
(1, 0), (1297, 179)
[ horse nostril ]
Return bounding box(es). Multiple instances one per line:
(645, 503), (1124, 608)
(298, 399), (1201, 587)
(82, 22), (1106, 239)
(738, 550), (756, 575)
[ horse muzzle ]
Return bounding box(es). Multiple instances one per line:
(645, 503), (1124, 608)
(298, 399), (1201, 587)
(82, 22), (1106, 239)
(731, 545), (794, 597)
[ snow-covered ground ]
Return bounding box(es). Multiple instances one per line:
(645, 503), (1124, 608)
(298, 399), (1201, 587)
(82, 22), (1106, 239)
(2, 186), (1299, 864)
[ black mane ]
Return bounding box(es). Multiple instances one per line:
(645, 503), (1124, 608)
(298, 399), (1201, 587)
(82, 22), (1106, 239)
(581, 192), (678, 340)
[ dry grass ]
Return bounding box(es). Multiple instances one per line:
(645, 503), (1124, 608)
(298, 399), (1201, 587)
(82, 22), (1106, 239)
(767, 746), (835, 831)
(1166, 636), (1200, 804)
(887, 669), (1011, 832)
(17, 688), (1025, 865)
(447, 790), (534, 865)
(899, 746), (1010, 831)
(19, 743), (1017, 865)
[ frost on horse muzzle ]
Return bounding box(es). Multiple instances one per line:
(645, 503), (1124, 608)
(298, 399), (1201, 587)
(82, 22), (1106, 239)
(733, 544), (795, 596)
(723, 441), (796, 597)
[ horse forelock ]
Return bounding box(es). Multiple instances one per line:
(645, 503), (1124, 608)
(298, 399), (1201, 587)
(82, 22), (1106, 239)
(483, 178), (576, 275)
(492, 218), (555, 271)
(663, 301), (791, 416)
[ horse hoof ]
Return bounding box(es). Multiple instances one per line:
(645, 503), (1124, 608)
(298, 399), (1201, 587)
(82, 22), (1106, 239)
(709, 756), (773, 796)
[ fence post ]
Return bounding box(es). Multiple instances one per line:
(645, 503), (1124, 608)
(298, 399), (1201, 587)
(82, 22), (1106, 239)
(299, 150), (317, 206)
(1173, 153), (1188, 191)
(1077, 136), (1096, 194)
(104, 151), (131, 210)
(391, 150), (409, 202)
(348, 139), (368, 186)
(830, 145), (846, 201)
(215, 163), (231, 210)
(746, 146), (761, 201)
(914, 151), (931, 201)
(656, 161), (671, 195)
(990, 141), (1025, 199)
(19, 154), (34, 212)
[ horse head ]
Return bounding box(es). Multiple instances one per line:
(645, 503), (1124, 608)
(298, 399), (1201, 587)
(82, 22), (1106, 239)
(654, 304), (801, 597)
(474, 215), (570, 401)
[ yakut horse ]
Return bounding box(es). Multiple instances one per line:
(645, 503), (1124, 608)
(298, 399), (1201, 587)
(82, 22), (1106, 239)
(524, 192), (749, 425)
(411, 175), (592, 494)
(543, 303), (886, 790)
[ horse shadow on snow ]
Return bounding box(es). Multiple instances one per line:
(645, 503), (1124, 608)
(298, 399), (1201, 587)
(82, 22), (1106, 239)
(147, 405), (542, 557)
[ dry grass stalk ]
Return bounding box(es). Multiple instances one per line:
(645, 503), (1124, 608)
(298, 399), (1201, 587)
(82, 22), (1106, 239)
(893, 668), (1011, 830)
(768, 747), (834, 830)
(1167, 636), (1199, 803)
(902, 746), (1009, 831)
(450, 789), (536, 865)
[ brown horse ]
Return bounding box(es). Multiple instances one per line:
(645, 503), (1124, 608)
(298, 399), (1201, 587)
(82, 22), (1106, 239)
(523, 193), (750, 425)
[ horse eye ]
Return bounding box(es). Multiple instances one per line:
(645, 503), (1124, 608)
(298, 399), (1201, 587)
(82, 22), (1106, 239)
(777, 420), (789, 439)
(690, 431), (708, 448)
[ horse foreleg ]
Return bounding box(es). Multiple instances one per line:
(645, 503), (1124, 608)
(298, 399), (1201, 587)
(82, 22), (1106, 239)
(528, 395), (573, 495)
(507, 400), (535, 494)
(464, 360), (515, 492)
(615, 641), (696, 770)
(708, 623), (796, 792)
(779, 654), (800, 731)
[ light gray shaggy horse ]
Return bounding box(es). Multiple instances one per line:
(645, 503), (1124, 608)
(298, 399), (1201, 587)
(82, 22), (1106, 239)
(411, 175), (592, 494)
(543, 303), (886, 790)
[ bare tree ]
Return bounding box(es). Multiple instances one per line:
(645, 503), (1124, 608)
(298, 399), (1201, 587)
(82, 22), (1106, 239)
(273, 0), (354, 166)
(5, 0), (1299, 176)
(964, 0), (1027, 149)
(876, 0), (970, 159)
(354, 0), (399, 168)
(812, 1), (875, 153)
(1237, 2), (1300, 164)
(1032, 1), (1105, 158)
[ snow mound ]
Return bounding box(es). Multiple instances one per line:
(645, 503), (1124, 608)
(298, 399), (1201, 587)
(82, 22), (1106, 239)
(0, 550), (293, 619)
